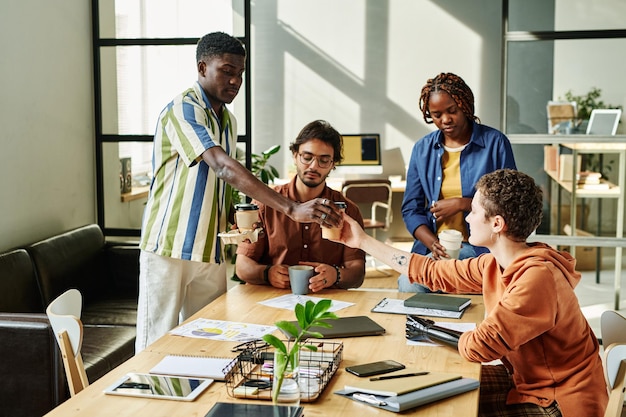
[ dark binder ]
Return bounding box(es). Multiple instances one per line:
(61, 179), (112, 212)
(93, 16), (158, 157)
(280, 316), (385, 339)
(335, 377), (479, 412)
(204, 402), (304, 417)
(403, 293), (471, 312)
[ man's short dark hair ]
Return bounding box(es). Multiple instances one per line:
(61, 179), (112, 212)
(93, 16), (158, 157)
(288, 120), (343, 164)
(196, 32), (246, 62)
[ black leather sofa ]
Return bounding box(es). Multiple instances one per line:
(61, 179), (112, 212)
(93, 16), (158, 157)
(0, 224), (139, 417)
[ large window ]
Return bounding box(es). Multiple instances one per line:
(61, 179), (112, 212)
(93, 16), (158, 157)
(93, 0), (250, 236)
(503, 0), (626, 135)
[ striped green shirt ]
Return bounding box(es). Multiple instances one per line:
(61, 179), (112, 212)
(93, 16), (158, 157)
(140, 82), (236, 263)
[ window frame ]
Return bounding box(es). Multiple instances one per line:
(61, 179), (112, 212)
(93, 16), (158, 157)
(91, 0), (252, 237)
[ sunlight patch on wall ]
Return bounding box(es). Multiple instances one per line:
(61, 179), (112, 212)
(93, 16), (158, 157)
(278, 0), (366, 80)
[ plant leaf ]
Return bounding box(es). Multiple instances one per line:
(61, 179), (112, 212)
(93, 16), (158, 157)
(263, 145), (281, 157)
(274, 320), (301, 340)
(303, 330), (325, 339)
(304, 300), (317, 323)
(262, 334), (287, 355)
(311, 299), (332, 318)
(295, 302), (308, 329)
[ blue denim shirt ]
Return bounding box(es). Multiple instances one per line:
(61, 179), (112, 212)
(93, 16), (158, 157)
(401, 122), (517, 255)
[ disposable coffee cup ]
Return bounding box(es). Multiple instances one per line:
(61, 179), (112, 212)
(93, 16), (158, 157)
(321, 201), (346, 240)
(235, 203), (259, 232)
(438, 229), (463, 260)
(288, 265), (314, 295)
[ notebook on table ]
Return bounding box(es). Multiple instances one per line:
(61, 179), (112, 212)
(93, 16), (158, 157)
(149, 355), (233, 381)
(280, 316), (385, 339)
(403, 293), (471, 312)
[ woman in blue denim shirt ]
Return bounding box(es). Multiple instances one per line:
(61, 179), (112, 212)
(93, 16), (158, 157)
(399, 73), (517, 292)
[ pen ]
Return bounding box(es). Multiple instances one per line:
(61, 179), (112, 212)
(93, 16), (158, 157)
(370, 371), (429, 381)
(353, 393), (387, 406)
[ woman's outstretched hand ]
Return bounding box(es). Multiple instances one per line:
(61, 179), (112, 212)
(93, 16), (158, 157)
(328, 213), (365, 249)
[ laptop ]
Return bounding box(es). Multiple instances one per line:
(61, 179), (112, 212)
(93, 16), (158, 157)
(281, 316), (386, 339)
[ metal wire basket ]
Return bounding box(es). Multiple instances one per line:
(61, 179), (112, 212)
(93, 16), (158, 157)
(224, 339), (343, 402)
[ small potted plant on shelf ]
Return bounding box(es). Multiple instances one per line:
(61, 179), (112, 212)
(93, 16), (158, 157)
(561, 87), (623, 132)
(262, 299), (337, 404)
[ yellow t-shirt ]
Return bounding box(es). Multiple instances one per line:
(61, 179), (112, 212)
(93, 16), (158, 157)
(439, 145), (468, 240)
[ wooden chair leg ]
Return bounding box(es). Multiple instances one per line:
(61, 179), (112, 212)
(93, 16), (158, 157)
(58, 331), (89, 396)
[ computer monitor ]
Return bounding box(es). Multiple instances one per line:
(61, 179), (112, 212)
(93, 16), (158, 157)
(334, 133), (383, 178)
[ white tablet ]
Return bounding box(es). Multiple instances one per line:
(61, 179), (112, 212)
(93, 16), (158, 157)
(103, 372), (213, 401)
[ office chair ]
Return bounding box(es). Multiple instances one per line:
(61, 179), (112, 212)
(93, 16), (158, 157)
(342, 179), (393, 239)
(46, 288), (89, 396)
(342, 179), (393, 274)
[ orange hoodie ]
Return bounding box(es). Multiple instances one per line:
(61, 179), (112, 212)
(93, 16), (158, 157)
(408, 243), (607, 417)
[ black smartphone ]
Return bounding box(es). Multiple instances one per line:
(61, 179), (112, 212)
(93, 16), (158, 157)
(345, 360), (405, 377)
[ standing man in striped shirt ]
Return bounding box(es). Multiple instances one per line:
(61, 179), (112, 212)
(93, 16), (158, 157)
(136, 32), (341, 352)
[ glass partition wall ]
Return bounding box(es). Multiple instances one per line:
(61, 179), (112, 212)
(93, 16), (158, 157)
(93, 0), (250, 236)
(503, 0), (626, 234)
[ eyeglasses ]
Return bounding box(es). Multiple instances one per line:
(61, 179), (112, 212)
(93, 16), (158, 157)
(298, 152), (334, 168)
(231, 339), (269, 353)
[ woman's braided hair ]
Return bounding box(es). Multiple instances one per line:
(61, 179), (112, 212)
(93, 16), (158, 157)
(419, 72), (480, 124)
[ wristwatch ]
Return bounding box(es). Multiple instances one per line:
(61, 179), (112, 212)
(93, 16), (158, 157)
(263, 265), (272, 283)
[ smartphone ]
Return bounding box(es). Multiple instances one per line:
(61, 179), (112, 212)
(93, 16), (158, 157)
(345, 360), (405, 377)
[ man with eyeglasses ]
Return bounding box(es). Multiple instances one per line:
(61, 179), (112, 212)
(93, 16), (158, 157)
(235, 120), (366, 291)
(136, 34), (342, 353)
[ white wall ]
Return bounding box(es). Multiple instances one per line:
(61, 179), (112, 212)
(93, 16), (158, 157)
(250, 0), (504, 177)
(0, 0), (95, 251)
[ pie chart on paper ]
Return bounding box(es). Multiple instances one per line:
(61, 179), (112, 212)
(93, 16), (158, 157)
(191, 327), (223, 337)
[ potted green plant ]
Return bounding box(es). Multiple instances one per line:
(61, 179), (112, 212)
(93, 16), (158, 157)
(230, 144), (281, 206)
(262, 299), (337, 404)
(560, 88), (622, 176)
(561, 87), (623, 131)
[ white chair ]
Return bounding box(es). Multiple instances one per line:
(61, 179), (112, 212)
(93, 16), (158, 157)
(603, 343), (626, 417)
(601, 310), (626, 348)
(46, 289), (89, 396)
(601, 310), (626, 417)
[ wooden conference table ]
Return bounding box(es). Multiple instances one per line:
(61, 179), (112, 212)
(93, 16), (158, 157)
(44, 285), (484, 417)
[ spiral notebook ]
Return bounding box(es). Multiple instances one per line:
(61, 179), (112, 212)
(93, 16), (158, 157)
(150, 355), (234, 381)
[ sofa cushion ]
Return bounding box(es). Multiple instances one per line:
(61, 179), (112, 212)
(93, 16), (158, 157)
(81, 298), (138, 327)
(27, 224), (108, 307)
(82, 325), (136, 383)
(0, 249), (45, 312)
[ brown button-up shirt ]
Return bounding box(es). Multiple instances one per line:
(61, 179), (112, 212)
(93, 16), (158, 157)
(236, 177), (365, 267)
